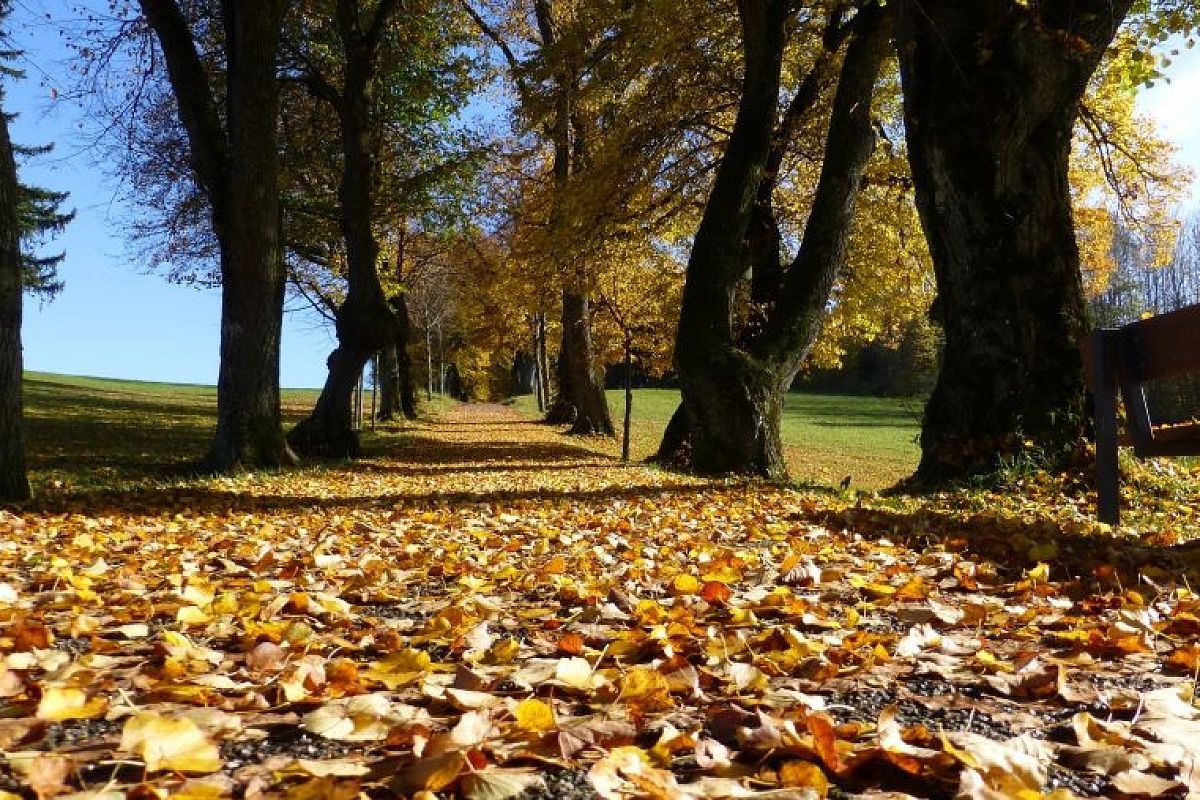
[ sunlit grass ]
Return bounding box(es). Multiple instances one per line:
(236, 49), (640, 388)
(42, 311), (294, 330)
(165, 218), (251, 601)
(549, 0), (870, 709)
(511, 388), (922, 490)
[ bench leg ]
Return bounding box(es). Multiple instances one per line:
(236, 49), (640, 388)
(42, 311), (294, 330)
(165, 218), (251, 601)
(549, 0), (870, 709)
(1092, 340), (1120, 525)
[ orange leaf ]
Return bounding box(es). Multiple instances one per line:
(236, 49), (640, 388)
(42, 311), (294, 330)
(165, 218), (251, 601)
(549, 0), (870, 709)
(700, 581), (732, 604)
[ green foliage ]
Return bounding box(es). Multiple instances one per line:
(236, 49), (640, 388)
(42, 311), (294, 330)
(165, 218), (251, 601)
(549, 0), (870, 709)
(0, 11), (73, 299)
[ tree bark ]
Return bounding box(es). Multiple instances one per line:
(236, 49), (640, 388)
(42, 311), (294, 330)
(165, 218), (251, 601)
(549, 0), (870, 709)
(532, 0), (613, 436)
(141, 0), (295, 472)
(895, 0), (1133, 481)
(622, 335), (633, 462)
(393, 292), (418, 419)
(377, 342), (400, 420)
(547, 290), (614, 434)
(289, 0), (403, 458)
(536, 311), (550, 411)
(0, 101), (29, 502)
(662, 2), (889, 478)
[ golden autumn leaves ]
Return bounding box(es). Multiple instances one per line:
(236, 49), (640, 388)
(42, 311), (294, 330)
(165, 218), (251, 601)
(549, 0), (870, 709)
(4, 404), (1200, 797)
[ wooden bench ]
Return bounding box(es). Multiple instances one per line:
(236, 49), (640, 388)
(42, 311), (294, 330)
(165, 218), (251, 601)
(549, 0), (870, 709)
(1084, 303), (1200, 524)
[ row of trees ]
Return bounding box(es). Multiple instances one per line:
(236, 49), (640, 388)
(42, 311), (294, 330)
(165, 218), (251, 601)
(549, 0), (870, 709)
(2, 0), (1198, 501)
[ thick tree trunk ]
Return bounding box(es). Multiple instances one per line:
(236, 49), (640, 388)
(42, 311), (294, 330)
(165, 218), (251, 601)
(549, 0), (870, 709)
(546, 290), (614, 435)
(0, 106), (29, 502)
(141, 0), (294, 472)
(289, 0), (401, 457)
(204, 0), (293, 472)
(664, 3), (888, 478)
(896, 0), (1132, 482)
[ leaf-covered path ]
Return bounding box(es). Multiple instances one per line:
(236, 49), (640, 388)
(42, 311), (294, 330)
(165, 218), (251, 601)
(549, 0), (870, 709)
(4, 402), (1200, 799)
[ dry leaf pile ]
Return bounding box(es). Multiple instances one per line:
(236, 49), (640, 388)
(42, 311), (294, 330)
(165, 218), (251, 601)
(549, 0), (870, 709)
(3, 404), (1200, 799)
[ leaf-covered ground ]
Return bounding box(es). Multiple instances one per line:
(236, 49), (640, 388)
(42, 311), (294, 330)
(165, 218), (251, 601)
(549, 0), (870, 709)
(5, 402), (1200, 799)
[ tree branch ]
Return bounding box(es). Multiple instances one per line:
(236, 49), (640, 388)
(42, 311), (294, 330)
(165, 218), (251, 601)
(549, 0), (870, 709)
(138, 0), (229, 213)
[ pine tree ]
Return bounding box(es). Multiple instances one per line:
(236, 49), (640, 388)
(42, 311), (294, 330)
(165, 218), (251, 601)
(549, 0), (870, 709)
(0, 3), (72, 502)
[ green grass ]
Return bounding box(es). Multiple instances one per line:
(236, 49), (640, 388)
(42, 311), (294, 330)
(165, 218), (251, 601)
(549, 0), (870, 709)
(512, 388), (922, 490)
(22, 372), (324, 493)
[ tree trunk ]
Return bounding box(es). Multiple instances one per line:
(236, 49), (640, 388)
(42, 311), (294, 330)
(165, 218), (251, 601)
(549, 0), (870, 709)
(424, 324), (434, 399)
(622, 335), (633, 462)
(205, 0), (293, 471)
(290, 294), (395, 456)
(512, 350), (536, 395)
(664, 3), (889, 478)
(390, 292), (418, 419)
(547, 290), (614, 434)
(536, 311), (550, 411)
(0, 103), (29, 502)
(141, 0), (294, 472)
(377, 342), (400, 420)
(290, 0), (402, 458)
(896, 0), (1132, 482)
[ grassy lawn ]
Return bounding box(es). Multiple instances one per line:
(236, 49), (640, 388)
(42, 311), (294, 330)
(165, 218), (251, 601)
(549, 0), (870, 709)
(512, 388), (922, 490)
(22, 372), (324, 491)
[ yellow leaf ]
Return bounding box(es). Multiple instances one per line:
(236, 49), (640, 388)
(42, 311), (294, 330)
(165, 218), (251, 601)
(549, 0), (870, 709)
(556, 657), (605, 691)
(400, 751), (467, 793)
(513, 698), (557, 734)
(461, 768), (545, 800)
(1026, 562), (1050, 583)
(779, 760), (829, 795)
(120, 713), (222, 773)
(177, 605), (211, 626)
(486, 638), (520, 664)
(36, 687), (107, 721)
(620, 667), (674, 709)
(672, 574), (700, 595)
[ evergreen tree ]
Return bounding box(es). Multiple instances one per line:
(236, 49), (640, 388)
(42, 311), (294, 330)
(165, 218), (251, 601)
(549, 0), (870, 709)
(0, 4), (71, 502)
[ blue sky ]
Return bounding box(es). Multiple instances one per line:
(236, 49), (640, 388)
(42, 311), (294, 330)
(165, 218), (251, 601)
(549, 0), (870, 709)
(6, 6), (1200, 388)
(8, 2), (338, 388)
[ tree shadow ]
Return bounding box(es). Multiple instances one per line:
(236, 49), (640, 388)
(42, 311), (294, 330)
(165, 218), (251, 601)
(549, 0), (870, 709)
(347, 427), (614, 474)
(790, 501), (1193, 588)
(37, 478), (736, 516)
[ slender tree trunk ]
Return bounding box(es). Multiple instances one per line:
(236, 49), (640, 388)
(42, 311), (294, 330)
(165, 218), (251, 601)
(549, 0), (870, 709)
(205, 0), (293, 471)
(425, 324), (433, 399)
(377, 342), (400, 420)
(622, 335), (633, 462)
(896, 0), (1132, 481)
(437, 321), (445, 395)
(0, 104), (29, 502)
(537, 312), (551, 410)
(393, 293), (418, 419)
(289, 0), (401, 458)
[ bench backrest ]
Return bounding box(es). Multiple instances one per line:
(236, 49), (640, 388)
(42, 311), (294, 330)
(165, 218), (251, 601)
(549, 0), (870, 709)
(1116, 303), (1200, 383)
(1086, 303), (1200, 457)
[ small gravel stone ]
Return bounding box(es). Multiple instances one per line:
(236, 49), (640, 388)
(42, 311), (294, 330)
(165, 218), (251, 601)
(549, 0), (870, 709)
(828, 689), (1016, 739)
(55, 636), (91, 656)
(221, 727), (355, 770)
(1046, 764), (1110, 797)
(519, 769), (598, 800)
(40, 718), (124, 750)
